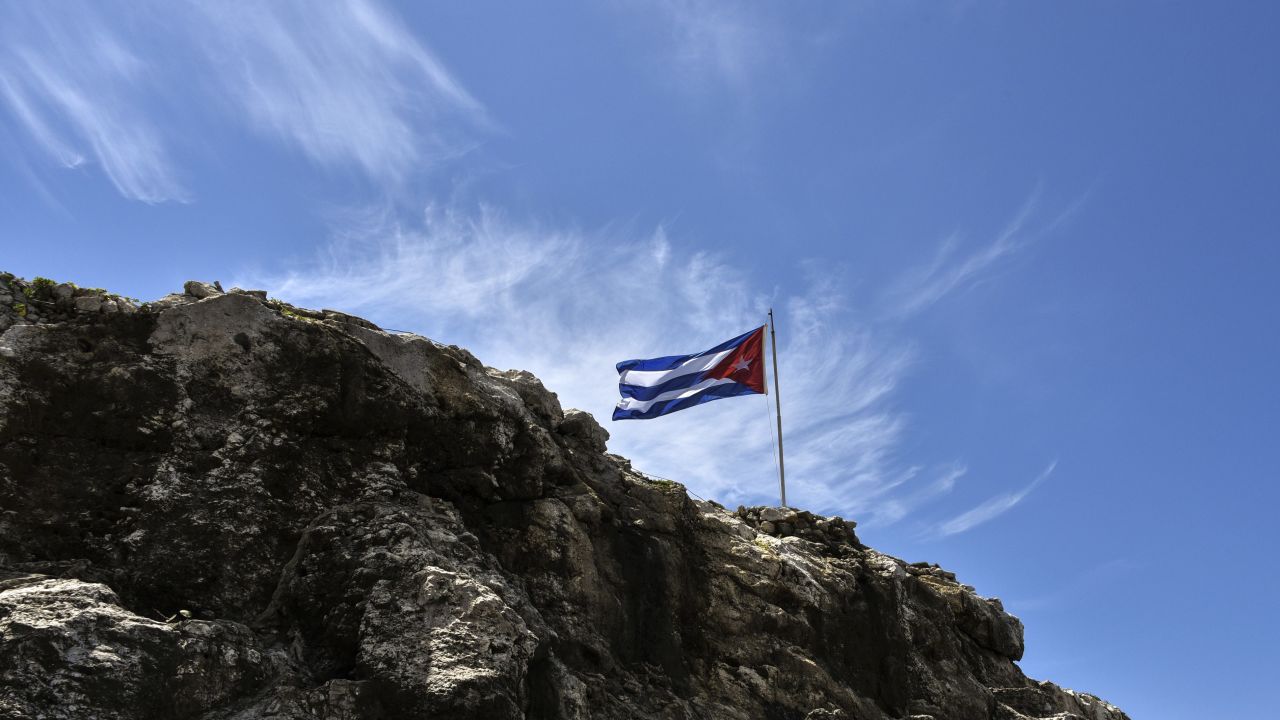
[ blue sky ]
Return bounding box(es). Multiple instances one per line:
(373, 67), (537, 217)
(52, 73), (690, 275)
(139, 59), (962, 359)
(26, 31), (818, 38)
(2, 1), (1277, 716)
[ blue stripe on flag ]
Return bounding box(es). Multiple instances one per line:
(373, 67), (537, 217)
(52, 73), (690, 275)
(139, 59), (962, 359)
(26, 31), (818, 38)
(612, 380), (761, 420)
(615, 326), (761, 373)
(618, 370), (712, 401)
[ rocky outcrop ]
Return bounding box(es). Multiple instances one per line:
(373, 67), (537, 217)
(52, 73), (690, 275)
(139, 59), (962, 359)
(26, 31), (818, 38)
(0, 272), (1128, 720)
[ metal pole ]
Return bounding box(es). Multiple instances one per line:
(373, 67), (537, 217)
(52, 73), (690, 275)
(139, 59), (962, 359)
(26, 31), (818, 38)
(768, 309), (786, 507)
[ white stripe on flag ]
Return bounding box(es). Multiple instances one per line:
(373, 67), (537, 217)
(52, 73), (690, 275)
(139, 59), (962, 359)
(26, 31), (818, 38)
(618, 348), (734, 387)
(614, 377), (738, 412)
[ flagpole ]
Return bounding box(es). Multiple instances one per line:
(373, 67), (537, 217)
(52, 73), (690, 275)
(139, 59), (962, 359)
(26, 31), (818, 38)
(768, 308), (786, 507)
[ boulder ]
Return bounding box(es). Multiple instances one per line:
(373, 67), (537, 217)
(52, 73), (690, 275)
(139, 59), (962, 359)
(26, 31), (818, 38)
(558, 408), (609, 453)
(0, 573), (273, 718)
(182, 280), (222, 299)
(73, 295), (102, 313)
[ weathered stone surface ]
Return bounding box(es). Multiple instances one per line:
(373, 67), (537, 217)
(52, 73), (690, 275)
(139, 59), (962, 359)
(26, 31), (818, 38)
(228, 287), (269, 301)
(558, 408), (609, 453)
(992, 683), (1128, 720)
(0, 273), (1129, 720)
(74, 294), (102, 313)
(0, 572), (275, 719)
(183, 280), (222, 299)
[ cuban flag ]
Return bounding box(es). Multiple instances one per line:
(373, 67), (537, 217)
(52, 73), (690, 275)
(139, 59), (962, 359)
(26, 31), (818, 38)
(613, 326), (767, 421)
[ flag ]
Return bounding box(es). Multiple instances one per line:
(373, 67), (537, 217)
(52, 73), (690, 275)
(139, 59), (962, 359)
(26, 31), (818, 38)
(612, 326), (767, 421)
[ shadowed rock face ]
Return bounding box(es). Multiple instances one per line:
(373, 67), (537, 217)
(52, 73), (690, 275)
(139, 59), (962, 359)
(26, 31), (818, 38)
(0, 273), (1129, 720)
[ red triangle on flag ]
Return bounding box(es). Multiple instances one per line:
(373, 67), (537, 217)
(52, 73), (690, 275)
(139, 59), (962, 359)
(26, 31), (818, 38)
(703, 326), (766, 394)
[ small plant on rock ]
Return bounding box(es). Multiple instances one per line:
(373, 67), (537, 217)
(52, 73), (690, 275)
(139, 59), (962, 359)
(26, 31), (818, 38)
(649, 478), (682, 492)
(25, 277), (56, 301)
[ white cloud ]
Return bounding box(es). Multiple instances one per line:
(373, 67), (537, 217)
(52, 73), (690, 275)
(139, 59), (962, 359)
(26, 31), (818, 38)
(935, 460), (1056, 537)
(865, 463), (966, 529)
(191, 0), (486, 183)
(241, 191), (1071, 528)
(882, 186), (1043, 318)
(0, 0), (483, 201)
(660, 0), (767, 90)
(239, 203), (921, 517)
(0, 5), (186, 202)
(633, 0), (781, 95)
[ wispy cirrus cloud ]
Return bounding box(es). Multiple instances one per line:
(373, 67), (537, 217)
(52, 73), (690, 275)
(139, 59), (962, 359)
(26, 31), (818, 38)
(0, 4), (186, 202)
(881, 184), (1094, 320)
(0, 0), (482, 202)
(191, 0), (486, 183)
(881, 186), (1043, 318)
(241, 191), (1074, 524)
(867, 463), (967, 529)
(623, 2), (857, 103)
(649, 0), (776, 93)
(618, 0), (819, 100)
(935, 460), (1057, 537)
(239, 203), (917, 516)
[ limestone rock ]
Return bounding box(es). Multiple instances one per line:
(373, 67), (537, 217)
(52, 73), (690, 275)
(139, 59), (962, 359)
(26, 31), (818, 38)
(183, 280), (222, 299)
(74, 294), (102, 313)
(558, 408), (609, 453)
(0, 273), (1130, 720)
(228, 287), (268, 300)
(0, 572), (274, 718)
